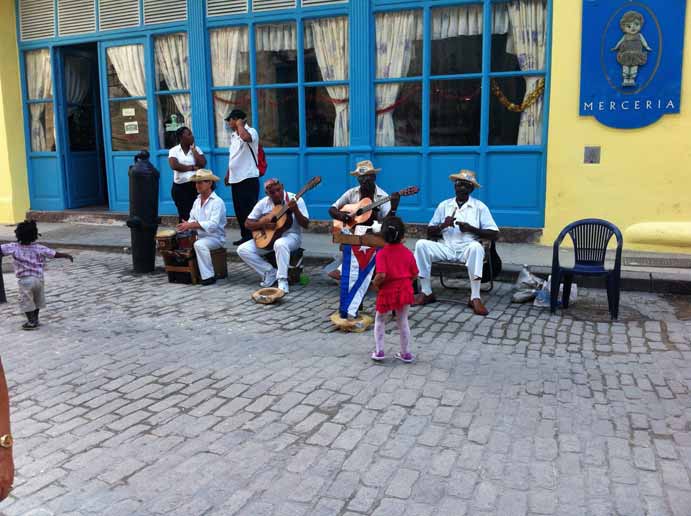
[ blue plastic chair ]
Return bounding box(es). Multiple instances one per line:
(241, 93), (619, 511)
(550, 219), (623, 320)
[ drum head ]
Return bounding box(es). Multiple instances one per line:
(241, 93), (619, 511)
(156, 229), (176, 238)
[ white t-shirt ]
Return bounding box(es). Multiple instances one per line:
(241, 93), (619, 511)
(227, 125), (259, 184)
(429, 196), (499, 251)
(248, 192), (309, 238)
(168, 144), (204, 184)
(188, 191), (227, 243)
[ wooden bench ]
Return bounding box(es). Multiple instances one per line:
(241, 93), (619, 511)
(161, 247), (228, 285)
(430, 240), (497, 293)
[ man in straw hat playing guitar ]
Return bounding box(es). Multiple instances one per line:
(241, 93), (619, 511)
(327, 160), (400, 282)
(176, 169), (227, 286)
(239, 178), (310, 294)
(413, 170), (499, 316)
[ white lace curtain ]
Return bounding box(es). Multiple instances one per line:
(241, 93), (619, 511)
(155, 33), (192, 143)
(107, 45), (146, 105)
(508, 0), (547, 144)
(65, 56), (90, 114)
(26, 49), (53, 152)
(210, 27), (249, 147)
(375, 11), (419, 147)
(307, 17), (349, 147)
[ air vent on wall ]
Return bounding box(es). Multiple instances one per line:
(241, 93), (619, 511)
(302, 0), (347, 6)
(207, 0), (248, 17)
(144, 0), (187, 24)
(19, 0), (55, 41)
(58, 0), (96, 36)
(99, 0), (140, 31)
(252, 0), (296, 12)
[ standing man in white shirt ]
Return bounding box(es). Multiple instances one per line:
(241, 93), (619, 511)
(238, 178), (310, 294)
(224, 109), (260, 246)
(176, 169), (227, 286)
(167, 127), (206, 222)
(413, 170), (499, 315)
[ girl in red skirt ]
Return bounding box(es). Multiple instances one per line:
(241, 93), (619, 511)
(371, 217), (419, 363)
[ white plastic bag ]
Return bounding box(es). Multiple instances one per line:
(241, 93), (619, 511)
(533, 275), (578, 308)
(516, 265), (544, 290)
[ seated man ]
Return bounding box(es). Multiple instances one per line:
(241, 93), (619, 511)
(176, 169), (227, 286)
(328, 160), (399, 281)
(413, 169), (499, 315)
(238, 178), (310, 294)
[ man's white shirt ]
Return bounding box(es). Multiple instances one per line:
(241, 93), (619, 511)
(428, 196), (498, 251)
(249, 193), (309, 238)
(331, 185), (391, 220)
(227, 124), (259, 184)
(189, 191), (227, 242)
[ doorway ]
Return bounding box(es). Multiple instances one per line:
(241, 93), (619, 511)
(56, 43), (108, 209)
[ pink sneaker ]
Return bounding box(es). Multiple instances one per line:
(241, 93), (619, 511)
(371, 350), (386, 361)
(395, 352), (414, 363)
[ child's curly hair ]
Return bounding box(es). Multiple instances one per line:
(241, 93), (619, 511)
(15, 220), (39, 245)
(620, 10), (644, 29)
(382, 216), (406, 244)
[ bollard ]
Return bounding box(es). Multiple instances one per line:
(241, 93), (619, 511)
(0, 255), (6, 304)
(126, 150), (160, 273)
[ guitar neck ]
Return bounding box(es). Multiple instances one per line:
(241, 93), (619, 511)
(359, 195), (392, 215)
(275, 184), (312, 219)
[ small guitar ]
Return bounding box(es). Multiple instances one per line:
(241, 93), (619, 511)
(252, 176), (322, 249)
(332, 186), (420, 232)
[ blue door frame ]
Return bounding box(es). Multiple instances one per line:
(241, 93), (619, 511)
(55, 44), (106, 208)
(17, 0), (553, 227)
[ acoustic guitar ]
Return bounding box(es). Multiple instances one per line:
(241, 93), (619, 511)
(252, 176), (322, 250)
(332, 186), (420, 232)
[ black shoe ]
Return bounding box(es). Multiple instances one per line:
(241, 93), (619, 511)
(201, 277), (217, 286)
(22, 321), (38, 331)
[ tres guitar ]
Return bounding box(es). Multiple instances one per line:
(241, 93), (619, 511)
(252, 176), (322, 250)
(332, 186), (420, 232)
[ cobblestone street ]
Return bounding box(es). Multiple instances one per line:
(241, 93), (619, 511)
(1, 251), (691, 516)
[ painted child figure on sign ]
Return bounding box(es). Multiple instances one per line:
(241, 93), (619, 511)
(612, 10), (653, 87)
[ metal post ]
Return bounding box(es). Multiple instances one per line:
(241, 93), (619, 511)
(0, 255), (6, 304)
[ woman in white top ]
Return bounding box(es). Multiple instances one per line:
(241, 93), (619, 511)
(168, 127), (207, 222)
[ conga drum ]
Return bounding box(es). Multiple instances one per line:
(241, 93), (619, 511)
(155, 229), (177, 251)
(176, 230), (197, 249)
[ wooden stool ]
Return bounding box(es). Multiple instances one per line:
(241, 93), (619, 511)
(161, 247), (228, 285)
(263, 248), (304, 285)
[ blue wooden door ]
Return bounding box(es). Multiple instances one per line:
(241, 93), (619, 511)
(57, 46), (105, 208)
(98, 39), (153, 212)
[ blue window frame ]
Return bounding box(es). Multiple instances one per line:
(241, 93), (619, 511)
(16, 0), (552, 228)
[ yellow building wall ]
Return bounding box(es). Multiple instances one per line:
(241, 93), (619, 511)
(543, 2), (691, 253)
(0, 0), (29, 224)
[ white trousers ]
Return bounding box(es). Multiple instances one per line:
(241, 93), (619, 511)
(237, 232), (301, 280)
(194, 237), (224, 280)
(414, 239), (485, 281)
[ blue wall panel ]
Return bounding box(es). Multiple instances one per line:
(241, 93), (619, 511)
(486, 152), (543, 227)
(110, 155), (134, 212)
(303, 153), (349, 219)
(28, 156), (65, 211)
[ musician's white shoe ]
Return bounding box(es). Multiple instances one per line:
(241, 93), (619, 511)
(261, 269), (278, 288)
(278, 279), (289, 294)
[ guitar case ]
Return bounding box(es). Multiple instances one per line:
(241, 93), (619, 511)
(482, 241), (502, 283)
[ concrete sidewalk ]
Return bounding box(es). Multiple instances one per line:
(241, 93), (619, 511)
(2, 221), (690, 293)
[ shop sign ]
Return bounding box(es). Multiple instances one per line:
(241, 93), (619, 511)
(579, 0), (686, 128)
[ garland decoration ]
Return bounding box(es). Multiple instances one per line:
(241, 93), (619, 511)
(491, 77), (545, 113)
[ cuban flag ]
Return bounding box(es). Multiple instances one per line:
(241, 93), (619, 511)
(340, 245), (377, 318)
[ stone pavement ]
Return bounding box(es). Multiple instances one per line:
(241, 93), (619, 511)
(1, 251), (691, 516)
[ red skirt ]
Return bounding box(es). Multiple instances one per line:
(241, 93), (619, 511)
(376, 279), (415, 313)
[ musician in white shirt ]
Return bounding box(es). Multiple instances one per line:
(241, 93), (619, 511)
(176, 170), (227, 286)
(327, 160), (400, 281)
(413, 170), (499, 315)
(238, 178), (309, 294)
